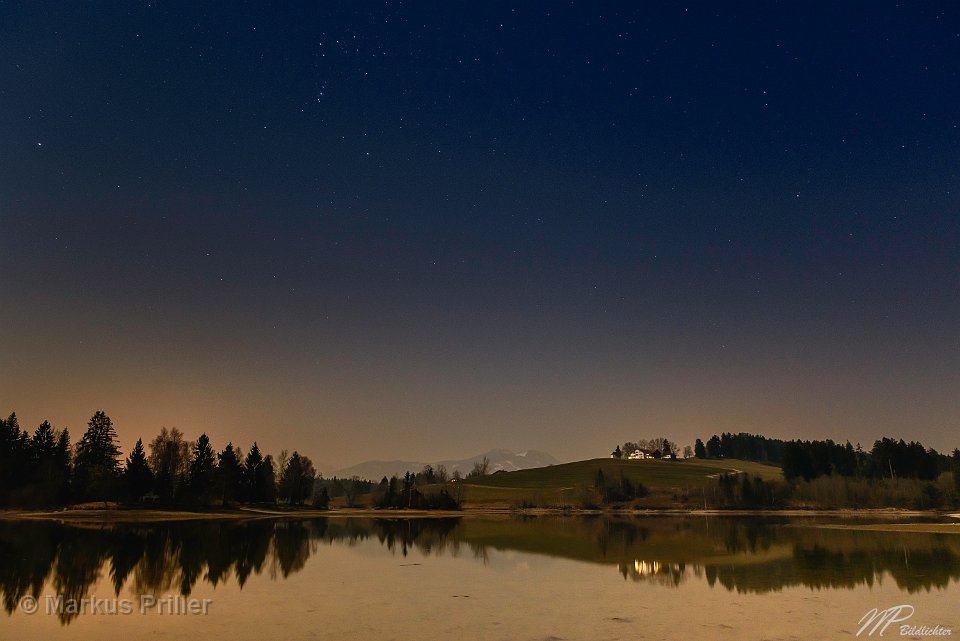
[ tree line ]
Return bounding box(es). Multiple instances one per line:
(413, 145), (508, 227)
(0, 410), (322, 508)
(693, 433), (786, 463)
(692, 430), (959, 484)
(373, 472), (460, 509)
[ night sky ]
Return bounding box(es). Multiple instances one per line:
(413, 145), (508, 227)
(2, 2), (959, 470)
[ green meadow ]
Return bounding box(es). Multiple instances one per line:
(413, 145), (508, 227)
(446, 457), (783, 507)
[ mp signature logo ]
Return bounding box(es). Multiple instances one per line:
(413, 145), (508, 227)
(857, 605), (953, 637)
(857, 605), (915, 637)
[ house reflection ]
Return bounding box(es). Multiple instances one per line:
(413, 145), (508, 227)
(619, 559), (686, 586)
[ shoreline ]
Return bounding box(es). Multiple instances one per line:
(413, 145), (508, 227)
(0, 505), (955, 524)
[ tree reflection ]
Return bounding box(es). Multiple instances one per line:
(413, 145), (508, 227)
(1, 516), (959, 625)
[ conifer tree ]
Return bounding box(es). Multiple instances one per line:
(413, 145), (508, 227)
(30, 421), (57, 460)
(258, 455), (277, 503)
(74, 411), (122, 502)
(123, 438), (154, 502)
(189, 434), (217, 503)
(28, 421), (60, 505)
(217, 442), (243, 504)
(694, 439), (707, 459)
(954, 449), (960, 494)
(0, 413), (28, 505)
(54, 428), (72, 503)
(244, 442), (264, 502)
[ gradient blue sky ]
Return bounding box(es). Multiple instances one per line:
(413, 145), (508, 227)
(1, 2), (958, 470)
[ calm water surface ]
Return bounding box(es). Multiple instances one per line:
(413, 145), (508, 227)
(2, 515), (958, 640)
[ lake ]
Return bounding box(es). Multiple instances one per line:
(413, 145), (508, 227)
(2, 515), (958, 640)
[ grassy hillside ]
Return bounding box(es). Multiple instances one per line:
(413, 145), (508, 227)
(446, 457), (782, 507)
(465, 457), (781, 489)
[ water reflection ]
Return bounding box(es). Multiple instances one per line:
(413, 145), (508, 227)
(619, 560), (687, 587)
(1, 515), (958, 624)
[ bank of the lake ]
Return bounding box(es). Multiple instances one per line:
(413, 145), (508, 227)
(3, 505), (959, 525)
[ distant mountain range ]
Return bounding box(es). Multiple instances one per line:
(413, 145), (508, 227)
(331, 448), (560, 481)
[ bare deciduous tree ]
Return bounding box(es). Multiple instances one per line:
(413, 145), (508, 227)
(468, 456), (490, 478)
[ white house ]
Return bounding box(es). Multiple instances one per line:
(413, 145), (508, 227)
(627, 448), (658, 460)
